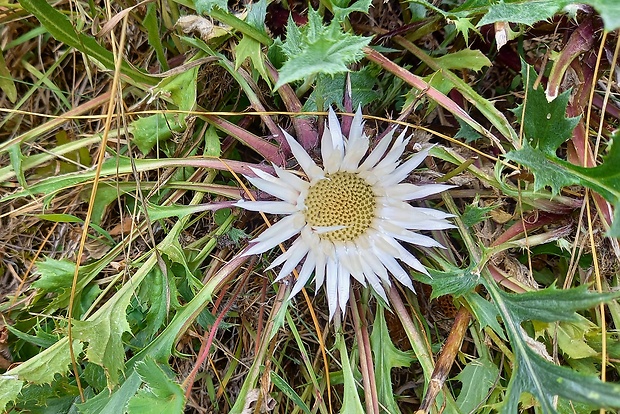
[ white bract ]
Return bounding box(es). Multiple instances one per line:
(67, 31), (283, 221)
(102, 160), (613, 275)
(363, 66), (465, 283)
(235, 108), (454, 318)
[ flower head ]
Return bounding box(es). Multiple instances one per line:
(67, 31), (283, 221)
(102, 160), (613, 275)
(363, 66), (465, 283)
(236, 108), (454, 318)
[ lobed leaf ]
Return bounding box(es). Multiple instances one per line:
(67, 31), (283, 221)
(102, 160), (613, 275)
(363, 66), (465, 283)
(420, 263), (480, 299)
(512, 65), (580, 155)
(478, 0), (572, 27)
(506, 63), (620, 236)
(504, 345), (620, 413)
(275, 9), (371, 89)
(455, 357), (499, 414)
(485, 279), (620, 412)
(498, 285), (620, 324)
(370, 307), (416, 414)
(126, 359), (185, 414)
(72, 280), (134, 388)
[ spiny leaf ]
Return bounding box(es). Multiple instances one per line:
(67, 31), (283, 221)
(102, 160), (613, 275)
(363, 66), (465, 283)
(194, 0), (227, 14)
(460, 200), (497, 227)
(553, 319), (598, 360)
(435, 49), (491, 72)
(506, 63), (620, 236)
(0, 378), (24, 412)
(331, 0), (372, 21)
(473, 0), (620, 32)
(234, 0), (270, 84)
(498, 285), (620, 324)
(464, 292), (506, 340)
(5, 339), (84, 386)
(126, 359), (185, 414)
(418, 263), (480, 299)
(33, 258), (79, 291)
(275, 8), (371, 89)
(131, 68), (198, 154)
(455, 357), (499, 414)
(485, 279), (620, 412)
(504, 344), (620, 413)
(478, 0), (572, 27)
(304, 68), (380, 112)
(72, 283), (134, 388)
(452, 17), (479, 45)
(370, 306), (416, 414)
(506, 137), (620, 236)
(512, 64), (580, 155)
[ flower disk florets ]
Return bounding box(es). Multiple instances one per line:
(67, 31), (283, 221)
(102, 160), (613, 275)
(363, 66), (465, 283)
(304, 172), (376, 242)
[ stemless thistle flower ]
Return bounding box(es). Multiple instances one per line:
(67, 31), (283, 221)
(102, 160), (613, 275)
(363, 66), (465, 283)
(236, 108), (454, 318)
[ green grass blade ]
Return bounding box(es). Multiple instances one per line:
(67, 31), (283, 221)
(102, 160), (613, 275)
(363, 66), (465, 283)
(18, 0), (157, 85)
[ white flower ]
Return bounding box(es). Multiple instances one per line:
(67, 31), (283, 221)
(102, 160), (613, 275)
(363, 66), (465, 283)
(235, 108), (454, 318)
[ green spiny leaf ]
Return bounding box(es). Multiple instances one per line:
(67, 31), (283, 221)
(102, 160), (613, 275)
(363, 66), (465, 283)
(506, 137), (620, 236)
(33, 258), (78, 291)
(477, 0), (572, 27)
(8, 339), (84, 385)
(126, 359), (185, 414)
(304, 68), (380, 111)
(464, 292), (506, 340)
(499, 285), (620, 324)
(419, 263), (480, 299)
(504, 345), (620, 412)
(512, 64), (579, 155)
(553, 319), (598, 360)
(452, 17), (479, 45)
(455, 357), (499, 413)
(195, 0), (227, 14)
(370, 306), (416, 414)
(506, 63), (620, 236)
(235, 35), (270, 86)
(0, 378), (24, 412)
(506, 140), (573, 194)
(485, 279), (620, 412)
(460, 199), (497, 227)
(72, 283), (134, 388)
(275, 8), (371, 89)
(435, 49), (491, 72)
(131, 68), (198, 153)
(331, 0), (372, 21)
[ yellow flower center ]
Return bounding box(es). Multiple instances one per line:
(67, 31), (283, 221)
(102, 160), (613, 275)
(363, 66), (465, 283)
(304, 172), (376, 242)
